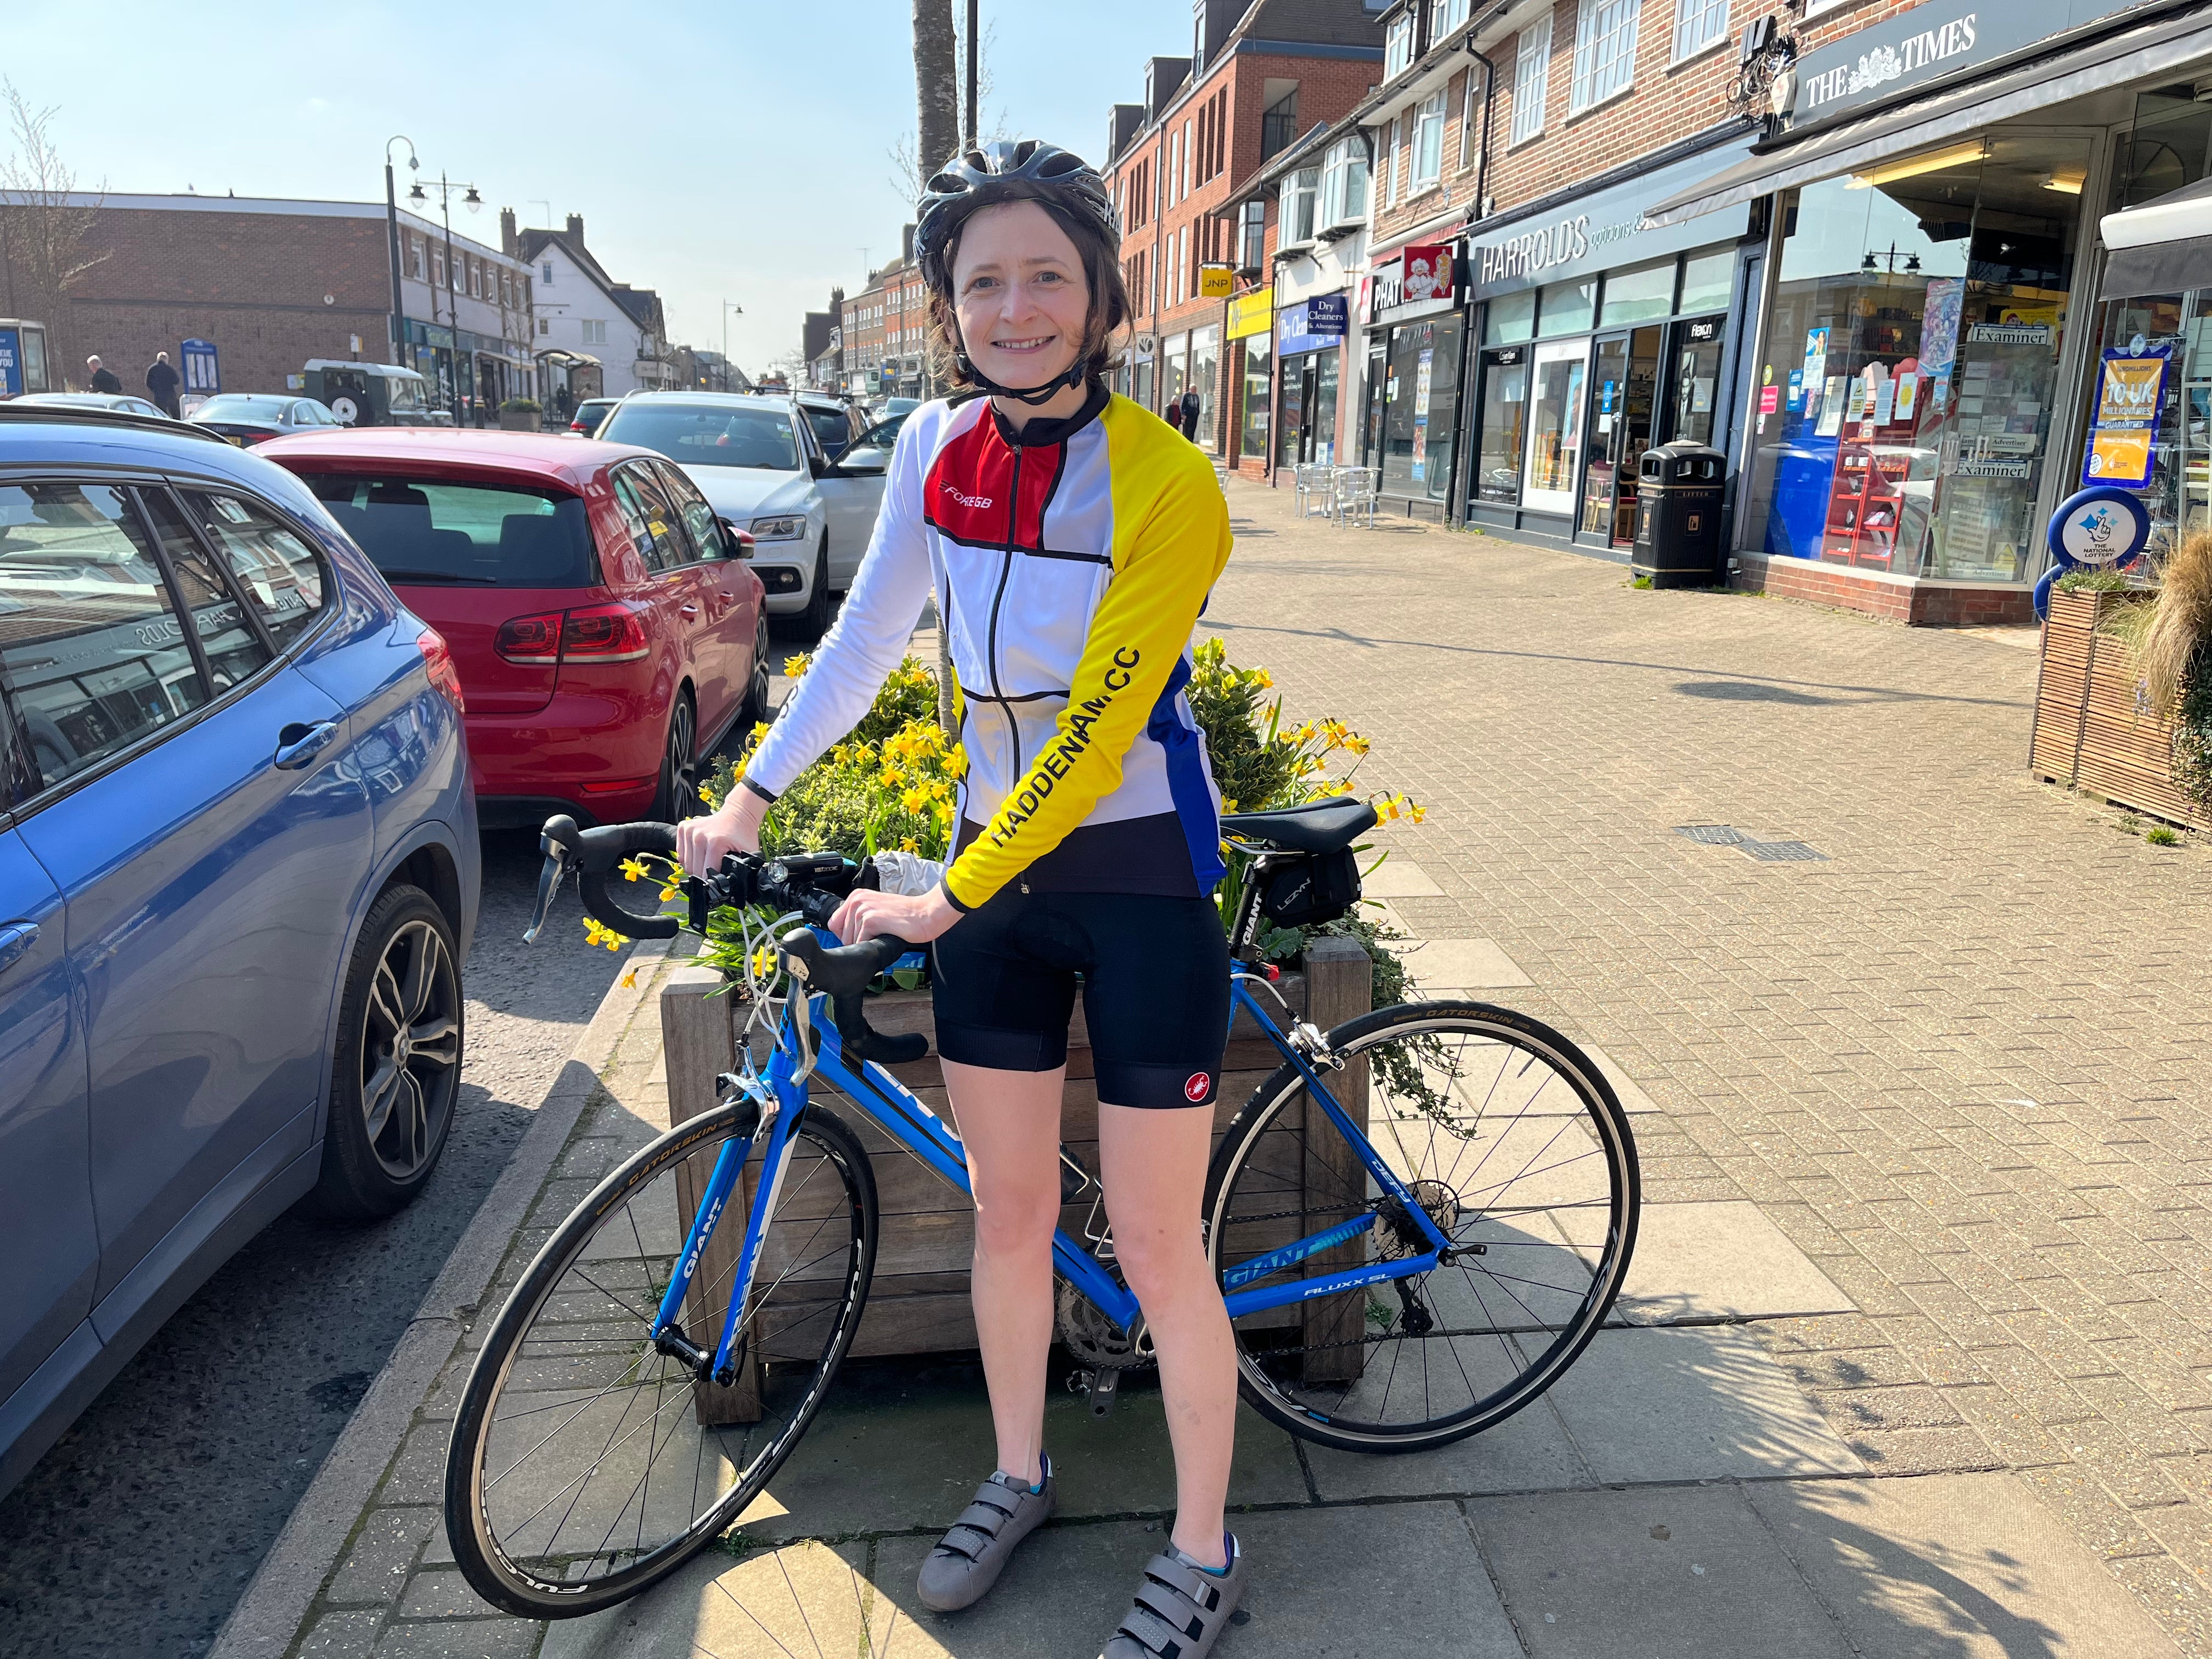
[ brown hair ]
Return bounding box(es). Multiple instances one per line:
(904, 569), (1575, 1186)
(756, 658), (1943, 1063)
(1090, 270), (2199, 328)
(926, 197), (1131, 391)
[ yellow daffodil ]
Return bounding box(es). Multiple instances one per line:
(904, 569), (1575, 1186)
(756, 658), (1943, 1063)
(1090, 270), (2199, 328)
(620, 967), (639, 989)
(783, 653), (811, 679)
(1252, 669), (1273, 689)
(750, 944), (777, 980)
(899, 836), (919, 852)
(698, 786), (720, 809)
(618, 856), (649, 883)
(901, 786), (928, 813)
(658, 883), (679, 903)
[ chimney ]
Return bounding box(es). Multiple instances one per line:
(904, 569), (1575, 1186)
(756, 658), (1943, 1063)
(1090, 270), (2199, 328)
(901, 222), (915, 263)
(499, 206), (517, 256)
(565, 213), (585, 242)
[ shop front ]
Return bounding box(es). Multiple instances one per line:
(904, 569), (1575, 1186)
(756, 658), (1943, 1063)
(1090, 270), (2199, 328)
(1462, 137), (1759, 551)
(1274, 293), (1349, 475)
(1647, 0), (2212, 620)
(1363, 241), (1466, 521)
(1224, 287), (1274, 479)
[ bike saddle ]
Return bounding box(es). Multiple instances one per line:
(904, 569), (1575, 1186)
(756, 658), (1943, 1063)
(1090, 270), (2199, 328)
(1220, 797), (1378, 854)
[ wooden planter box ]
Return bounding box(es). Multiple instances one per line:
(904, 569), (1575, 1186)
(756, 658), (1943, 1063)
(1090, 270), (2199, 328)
(659, 939), (1373, 1413)
(2032, 588), (2210, 832)
(497, 409), (540, 431)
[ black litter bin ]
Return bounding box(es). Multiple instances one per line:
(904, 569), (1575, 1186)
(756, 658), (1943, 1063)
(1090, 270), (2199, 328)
(1630, 441), (1725, 587)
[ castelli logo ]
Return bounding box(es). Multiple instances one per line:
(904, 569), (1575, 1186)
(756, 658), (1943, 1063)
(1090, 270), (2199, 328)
(1184, 1072), (1211, 1103)
(941, 481), (994, 509)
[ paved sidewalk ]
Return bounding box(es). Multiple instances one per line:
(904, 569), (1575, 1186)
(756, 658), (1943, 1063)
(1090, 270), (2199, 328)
(230, 480), (2212, 1657)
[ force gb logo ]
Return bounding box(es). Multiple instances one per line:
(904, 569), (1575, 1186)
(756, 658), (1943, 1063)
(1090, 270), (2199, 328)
(940, 481), (994, 510)
(1184, 1072), (1211, 1103)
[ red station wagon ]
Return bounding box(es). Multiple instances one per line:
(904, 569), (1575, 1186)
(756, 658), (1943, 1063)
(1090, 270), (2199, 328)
(261, 429), (770, 827)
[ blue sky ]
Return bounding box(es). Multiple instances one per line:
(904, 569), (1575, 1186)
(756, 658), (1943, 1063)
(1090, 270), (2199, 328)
(6, 1), (1196, 372)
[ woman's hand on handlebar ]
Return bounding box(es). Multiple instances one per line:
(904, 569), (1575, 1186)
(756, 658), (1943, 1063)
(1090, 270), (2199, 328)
(830, 883), (961, 948)
(675, 788), (766, 878)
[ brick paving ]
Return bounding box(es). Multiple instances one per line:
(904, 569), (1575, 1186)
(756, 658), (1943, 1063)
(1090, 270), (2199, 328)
(1210, 481), (2212, 1651)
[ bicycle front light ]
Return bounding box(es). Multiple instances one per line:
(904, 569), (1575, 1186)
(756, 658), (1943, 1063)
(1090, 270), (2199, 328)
(749, 515), (806, 540)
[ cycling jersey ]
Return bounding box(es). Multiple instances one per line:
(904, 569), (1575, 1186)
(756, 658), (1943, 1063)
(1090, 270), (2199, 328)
(743, 383), (1233, 912)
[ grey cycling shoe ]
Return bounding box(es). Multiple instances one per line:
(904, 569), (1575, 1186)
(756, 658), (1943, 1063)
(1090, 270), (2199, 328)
(1099, 1533), (1248, 1658)
(915, 1454), (1056, 1613)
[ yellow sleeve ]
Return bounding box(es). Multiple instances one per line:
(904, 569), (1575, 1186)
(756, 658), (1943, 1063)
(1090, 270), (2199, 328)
(942, 428), (1231, 911)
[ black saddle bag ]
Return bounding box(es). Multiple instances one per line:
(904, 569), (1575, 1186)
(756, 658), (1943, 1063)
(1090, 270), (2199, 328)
(1256, 847), (1361, 928)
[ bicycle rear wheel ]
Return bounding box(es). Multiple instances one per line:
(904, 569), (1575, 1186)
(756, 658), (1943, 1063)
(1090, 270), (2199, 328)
(445, 1098), (877, 1617)
(1205, 999), (1638, 1453)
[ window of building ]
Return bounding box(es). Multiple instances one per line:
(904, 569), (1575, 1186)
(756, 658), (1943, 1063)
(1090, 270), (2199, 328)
(1431, 0), (1471, 32)
(1677, 245), (1735, 313)
(581, 319), (608, 346)
(1319, 136), (1369, 230)
(1599, 258), (1674, 325)
(1511, 15), (1551, 145)
(1536, 276), (1596, 336)
(1571, 0), (1640, 112)
(1240, 334), (1272, 459)
(410, 238), (426, 281)
(1385, 12), (1416, 76)
(1190, 324), (1221, 451)
(538, 317), (551, 336)
(501, 272), (513, 308)
(1261, 88), (1299, 160)
(1381, 116), (1401, 207)
(1239, 199), (1267, 268)
(1412, 92), (1447, 188)
(1284, 167), (1319, 245)
(469, 259), (482, 298)
(1485, 289), (1537, 343)
(1673, 0), (1729, 59)
(432, 246), (446, 289)
(541, 259), (554, 283)
(1460, 67), (1481, 171)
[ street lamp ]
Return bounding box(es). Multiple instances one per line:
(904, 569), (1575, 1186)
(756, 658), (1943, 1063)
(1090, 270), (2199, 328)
(408, 171), (482, 422)
(383, 136), (417, 373)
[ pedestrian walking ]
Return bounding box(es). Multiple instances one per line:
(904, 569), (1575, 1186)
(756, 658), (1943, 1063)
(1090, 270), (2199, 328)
(1163, 396), (1186, 436)
(86, 356), (123, 394)
(144, 351), (181, 417)
(1178, 387), (1202, 444)
(676, 138), (1250, 1659)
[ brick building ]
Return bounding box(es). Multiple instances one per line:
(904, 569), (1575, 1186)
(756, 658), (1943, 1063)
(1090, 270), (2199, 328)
(838, 232), (930, 402)
(2, 191), (536, 419)
(1101, 0), (1387, 457)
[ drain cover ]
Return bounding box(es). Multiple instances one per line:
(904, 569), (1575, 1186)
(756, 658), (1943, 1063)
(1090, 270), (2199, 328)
(1738, 839), (1827, 862)
(1673, 824), (1746, 845)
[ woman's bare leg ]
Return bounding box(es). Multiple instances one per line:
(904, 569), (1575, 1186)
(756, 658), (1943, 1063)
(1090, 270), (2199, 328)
(1097, 1102), (1236, 1567)
(942, 1058), (1064, 1487)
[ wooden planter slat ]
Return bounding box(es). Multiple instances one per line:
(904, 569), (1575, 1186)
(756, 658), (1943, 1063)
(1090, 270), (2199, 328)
(2032, 589), (2210, 831)
(662, 942), (1373, 1404)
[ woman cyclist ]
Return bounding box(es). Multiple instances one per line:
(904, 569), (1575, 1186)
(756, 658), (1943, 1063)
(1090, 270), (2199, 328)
(676, 140), (1247, 1656)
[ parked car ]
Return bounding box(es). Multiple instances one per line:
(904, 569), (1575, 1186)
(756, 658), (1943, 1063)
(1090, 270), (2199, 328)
(0, 400), (479, 1499)
(302, 361), (447, 427)
(795, 391), (864, 460)
(187, 394), (346, 445)
(879, 397), (922, 419)
(596, 391), (883, 638)
(15, 391), (171, 420)
(838, 413), (907, 472)
(261, 427), (770, 828)
(568, 397), (618, 438)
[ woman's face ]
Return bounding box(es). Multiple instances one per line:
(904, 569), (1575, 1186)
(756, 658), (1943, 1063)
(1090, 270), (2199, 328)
(951, 201), (1091, 392)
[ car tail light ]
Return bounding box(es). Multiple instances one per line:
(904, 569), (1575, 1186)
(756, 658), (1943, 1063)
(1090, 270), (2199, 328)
(417, 628), (466, 714)
(494, 610), (565, 664)
(569, 419), (587, 431)
(560, 603), (651, 663)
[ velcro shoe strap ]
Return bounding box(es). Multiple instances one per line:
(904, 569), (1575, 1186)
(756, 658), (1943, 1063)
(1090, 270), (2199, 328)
(930, 1528), (988, 1564)
(1115, 1604), (1191, 1658)
(1135, 1581), (1211, 1638)
(1142, 1553), (1224, 1614)
(953, 1494), (1017, 1538)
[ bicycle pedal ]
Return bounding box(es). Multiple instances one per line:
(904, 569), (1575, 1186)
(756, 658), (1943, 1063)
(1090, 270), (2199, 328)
(1087, 1367), (1120, 1418)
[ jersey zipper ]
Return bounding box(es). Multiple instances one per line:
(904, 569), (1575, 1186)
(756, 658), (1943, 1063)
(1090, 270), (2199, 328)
(985, 443), (1022, 777)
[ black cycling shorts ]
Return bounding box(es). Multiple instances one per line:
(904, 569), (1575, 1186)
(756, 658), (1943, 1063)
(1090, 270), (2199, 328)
(929, 888), (1231, 1109)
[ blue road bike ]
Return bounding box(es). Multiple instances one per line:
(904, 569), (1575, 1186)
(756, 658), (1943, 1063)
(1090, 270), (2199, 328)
(445, 799), (1640, 1619)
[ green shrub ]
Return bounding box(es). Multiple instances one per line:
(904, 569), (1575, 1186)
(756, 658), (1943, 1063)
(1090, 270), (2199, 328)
(2148, 826), (2181, 847)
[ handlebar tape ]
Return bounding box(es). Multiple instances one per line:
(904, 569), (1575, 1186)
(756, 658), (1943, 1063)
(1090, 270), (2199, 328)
(559, 818), (683, 941)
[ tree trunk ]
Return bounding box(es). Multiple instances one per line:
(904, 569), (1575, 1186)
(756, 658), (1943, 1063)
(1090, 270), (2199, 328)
(913, 0), (960, 182)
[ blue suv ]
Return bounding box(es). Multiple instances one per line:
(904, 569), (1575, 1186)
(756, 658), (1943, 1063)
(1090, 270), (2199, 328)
(0, 404), (479, 1497)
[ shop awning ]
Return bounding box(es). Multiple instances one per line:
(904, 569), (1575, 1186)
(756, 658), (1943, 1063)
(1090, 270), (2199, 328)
(2101, 175), (2212, 297)
(1645, 6), (2212, 228)
(534, 348), (602, 368)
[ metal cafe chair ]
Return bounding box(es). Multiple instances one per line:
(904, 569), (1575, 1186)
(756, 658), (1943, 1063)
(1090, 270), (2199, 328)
(1333, 466), (1380, 528)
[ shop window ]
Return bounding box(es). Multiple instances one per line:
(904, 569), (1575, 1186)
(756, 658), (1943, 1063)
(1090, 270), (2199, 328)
(1672, 0), (1728, 62)
(1412, 92), (1447, 189)
(1241, 336), (1273, 460)
(1741, 136), (2090, 582)
(1474, 347), (1530, 504)
(1379, 317), (1463, 502)
(1678, 246), (1735, 314)
(1386, 13), (1415, 77)
(1525, 340), (1587, 510)
(1537, 276), (1596, 336)
(1486, 289), (1537, 344)
(1599, 259), (1673, 326)
(1511, 15), (1551, 146)
(1570, 0), (1640, 113)
(1320, 137), (1369, 231)
(1190, 325), (1221, 452)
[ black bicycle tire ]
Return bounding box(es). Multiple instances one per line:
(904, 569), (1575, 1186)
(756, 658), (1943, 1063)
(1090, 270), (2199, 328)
(444, 1099), (879, 1618)
(1203, 998), (1639, 1454)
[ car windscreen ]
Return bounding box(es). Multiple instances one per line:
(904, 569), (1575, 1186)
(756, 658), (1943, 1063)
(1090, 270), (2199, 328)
(600, 404), (801, 471)
(195, 396), (291, 421)
(802, 406), (850, 453)
(299, 473), (596, 587)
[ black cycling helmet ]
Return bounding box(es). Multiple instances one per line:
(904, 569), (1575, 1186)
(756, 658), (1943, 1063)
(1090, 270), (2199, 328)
(916, 140), (1122, 404)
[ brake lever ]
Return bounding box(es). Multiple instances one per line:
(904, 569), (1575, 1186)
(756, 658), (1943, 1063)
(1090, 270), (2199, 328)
(522, 843), (571, 945)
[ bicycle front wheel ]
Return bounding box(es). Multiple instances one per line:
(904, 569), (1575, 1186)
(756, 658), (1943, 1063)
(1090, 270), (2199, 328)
(1205, 1000), (1638, 1453)
(445, 1098), (878, 1617)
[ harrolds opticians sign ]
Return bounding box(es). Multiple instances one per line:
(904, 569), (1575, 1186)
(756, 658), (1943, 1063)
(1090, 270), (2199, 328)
(1476, 216), (1589, 285)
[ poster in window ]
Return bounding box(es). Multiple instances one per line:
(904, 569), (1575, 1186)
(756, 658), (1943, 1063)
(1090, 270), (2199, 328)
(1917, 279), (1965, 382)
(1410, 348), (1435, 482)
(2081, 339), (2171, 489)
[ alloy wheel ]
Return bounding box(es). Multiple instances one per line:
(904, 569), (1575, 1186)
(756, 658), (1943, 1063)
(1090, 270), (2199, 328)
(664, 697), (698, 816)
(359, 918), (461, 1180)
